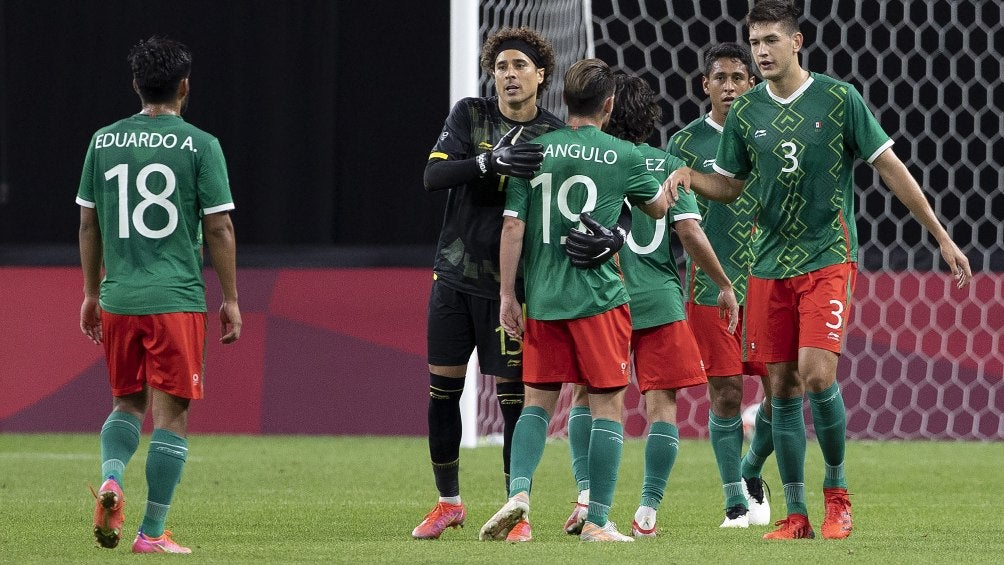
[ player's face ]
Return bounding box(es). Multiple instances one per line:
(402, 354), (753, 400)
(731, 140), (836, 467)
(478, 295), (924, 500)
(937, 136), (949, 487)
(703, 57), (754, 123)
(494, 49), (544, 108)
(748, 22), (802, 82)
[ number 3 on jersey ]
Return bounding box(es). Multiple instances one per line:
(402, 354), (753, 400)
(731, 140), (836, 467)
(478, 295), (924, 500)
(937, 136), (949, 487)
(105, 163), (179, 239)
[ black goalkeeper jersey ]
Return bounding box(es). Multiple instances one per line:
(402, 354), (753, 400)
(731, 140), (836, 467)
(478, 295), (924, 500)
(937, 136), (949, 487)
(428, 96), (563, 299)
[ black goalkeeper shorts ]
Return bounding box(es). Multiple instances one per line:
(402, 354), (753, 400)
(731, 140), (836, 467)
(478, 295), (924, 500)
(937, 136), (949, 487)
(427, 279), (522, 379)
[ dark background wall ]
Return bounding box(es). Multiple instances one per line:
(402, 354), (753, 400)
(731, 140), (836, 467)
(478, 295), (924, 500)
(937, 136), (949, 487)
(0, 1), (449, 249)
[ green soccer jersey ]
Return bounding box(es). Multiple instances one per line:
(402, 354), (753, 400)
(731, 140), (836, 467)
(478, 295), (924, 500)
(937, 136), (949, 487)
(669, 115), (757, 305)
(75, 114), (234, 315)
(715, 73), (893, 279)
(505, 125), (662, 321)
(618, 144), (699, 330)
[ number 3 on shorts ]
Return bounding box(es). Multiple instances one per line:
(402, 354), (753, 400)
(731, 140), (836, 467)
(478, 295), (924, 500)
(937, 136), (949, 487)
(825, 299), (844, 330)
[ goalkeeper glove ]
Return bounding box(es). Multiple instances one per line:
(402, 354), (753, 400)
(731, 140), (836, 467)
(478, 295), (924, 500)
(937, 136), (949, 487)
(564, 211), (627, 269)
(476, 126), (544, 179)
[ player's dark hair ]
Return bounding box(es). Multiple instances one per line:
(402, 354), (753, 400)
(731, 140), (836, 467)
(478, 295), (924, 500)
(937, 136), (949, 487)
(605, 73), (661, 144)
(563, 58), (615, 117)
(703, 43), (756, 79)
(127, 35), (192, 104)
(746, 0), (803, 36)
(481, 27), (556, 95)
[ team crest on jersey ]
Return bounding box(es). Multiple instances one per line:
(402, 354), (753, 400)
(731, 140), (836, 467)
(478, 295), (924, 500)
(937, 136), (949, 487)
(815, 121), (823, 129)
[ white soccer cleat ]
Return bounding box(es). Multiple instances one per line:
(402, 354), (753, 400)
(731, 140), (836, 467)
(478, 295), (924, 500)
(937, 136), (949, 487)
(478, 493), (529, 541)
(580, 520), (635, 542)
(743, 476), (771, 526)
(563, 502), (588, 535)
(631, 510), (657, 537)
(720, 504), (750, 528)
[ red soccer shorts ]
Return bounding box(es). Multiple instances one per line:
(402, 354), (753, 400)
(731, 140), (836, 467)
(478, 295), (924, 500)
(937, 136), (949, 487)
(523, 304), (632, 389)
(745, 262), (857, 363)
(102, 311), (208, 399)
(687, 303), (767, 377)
(631, 319), (707, 393)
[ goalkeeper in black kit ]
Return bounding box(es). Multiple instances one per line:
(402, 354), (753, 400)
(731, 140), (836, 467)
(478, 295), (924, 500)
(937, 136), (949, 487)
(412, 26), (565, 540)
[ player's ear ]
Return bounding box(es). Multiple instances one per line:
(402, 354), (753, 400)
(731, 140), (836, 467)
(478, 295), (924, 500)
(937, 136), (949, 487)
(536, 66), (544, 85)
(603, 94), (615, 114)
(702, 75), (711, 95)
(178, 77), (190, 99)
(132, 79), (140, 95)
(792, 31), (804, 53)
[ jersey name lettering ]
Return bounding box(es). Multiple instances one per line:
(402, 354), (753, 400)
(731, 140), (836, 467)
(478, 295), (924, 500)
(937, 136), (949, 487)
(543, 143), (618, 165)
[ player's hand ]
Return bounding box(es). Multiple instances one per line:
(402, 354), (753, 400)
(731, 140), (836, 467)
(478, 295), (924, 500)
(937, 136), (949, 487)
(564, 212), (626, 268)
(219, 300), (243, 344)
(717, 287), (739, 334)
(500, 293), (524, 340)
(664, 166), (692, 204)
(80, 296), (103, 345)
(939, 238), (973, 289)
(479, 126), (544, 179)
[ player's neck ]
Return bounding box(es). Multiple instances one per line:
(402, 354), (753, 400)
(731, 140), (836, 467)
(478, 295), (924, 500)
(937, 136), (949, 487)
(767, 67), (810, 100)
(499, 99), (538, 123)
(566, 115), (602, 129)
(139, 103), (182, 118)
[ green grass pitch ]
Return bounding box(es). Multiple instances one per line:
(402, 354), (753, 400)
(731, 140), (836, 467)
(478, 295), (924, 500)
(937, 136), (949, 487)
(0, 433), (1000, 563)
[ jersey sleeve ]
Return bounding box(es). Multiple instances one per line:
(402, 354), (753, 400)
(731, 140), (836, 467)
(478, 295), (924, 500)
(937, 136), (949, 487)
(503, 176), (530, 220)
(713, 109), (751, 179)
(197, 138), (235, 215)
(844, 85), (894, 163)
(624, 147), (663, 205)
(75, 135), (97, 208)
(429, 98), (475, 162)
(666, 153), (701, 222)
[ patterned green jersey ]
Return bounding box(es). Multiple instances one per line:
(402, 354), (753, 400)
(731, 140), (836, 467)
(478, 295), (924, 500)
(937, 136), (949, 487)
(76, 114), (234, 315)
(669, 115), (756, 305)
(618, 144), (699, 330)
(505, 125), (662, 321)
(715, 73), (893, 279)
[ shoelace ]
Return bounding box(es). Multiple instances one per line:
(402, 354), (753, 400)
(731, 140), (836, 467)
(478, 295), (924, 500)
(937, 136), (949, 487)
(725, 504), (747, 520)
(746, 477), (771, 504)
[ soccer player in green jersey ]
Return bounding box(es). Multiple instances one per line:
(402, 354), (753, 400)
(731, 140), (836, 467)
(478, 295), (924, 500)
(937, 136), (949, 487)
(478, 58), (669, 543)
(668, 1), (972, 540)
(669, 43), (775, 529)
(413, 27), (563, 540)
(78, 36), (241, 554)
(560, 73), (740, 538)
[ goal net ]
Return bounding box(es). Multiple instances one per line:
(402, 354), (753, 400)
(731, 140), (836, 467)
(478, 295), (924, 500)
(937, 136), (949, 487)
(465, 0), (1003, 442)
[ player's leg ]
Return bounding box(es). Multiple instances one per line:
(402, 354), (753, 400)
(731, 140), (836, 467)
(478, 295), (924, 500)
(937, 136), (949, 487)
(708, 375), (748, 526)
(472, 294), (524, 494)
(572, 305), (634, 542)
(132, 312), (203, 554)
(690, 301), (755, 526)
(480, 384), (562, 541)
(747, 276), (814, 539)
(630, 321), (704, 536)
(415, 282), (474, 539)
(564, 384), (590, 534)
(739, 375), (774, 526)
(480, 317), (569, 542)
(633, 388), (679, 536)
(798, 263), (856, 539)
(93, 312), (148, 549)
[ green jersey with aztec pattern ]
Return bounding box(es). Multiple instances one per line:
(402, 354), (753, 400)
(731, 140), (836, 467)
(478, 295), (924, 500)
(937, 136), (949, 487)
(618, 143), (699, 330)
(505, 125), (662, 321)
(715, 73), (893, 279)
(669, 115), (757, 305)
(76, 114), (234, 315)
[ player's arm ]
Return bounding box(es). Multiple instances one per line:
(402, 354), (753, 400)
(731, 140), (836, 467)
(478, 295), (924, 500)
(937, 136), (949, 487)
(871, 148), (972, 288)
(499, 214), (525, 339)
(424, 126), (544, 191)
(203, 211), (243, 343)
(664, 167), (745, 203)
(78, 205), (103, 344)
(674, 218), (739, 332)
